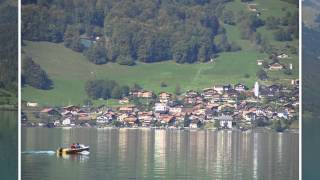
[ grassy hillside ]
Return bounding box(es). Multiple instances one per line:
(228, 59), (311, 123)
(22, 41), (266, 106)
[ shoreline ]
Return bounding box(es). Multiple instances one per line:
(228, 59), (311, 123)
(0, 105), (18, 111)
(21, 126), (299, 134)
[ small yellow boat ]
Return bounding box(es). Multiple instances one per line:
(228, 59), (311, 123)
(56, 144), (90, 155)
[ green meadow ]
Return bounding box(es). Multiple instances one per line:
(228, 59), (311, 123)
(22, 41), (265, 106)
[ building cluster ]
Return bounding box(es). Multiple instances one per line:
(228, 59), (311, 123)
(23, 82), (299, 130)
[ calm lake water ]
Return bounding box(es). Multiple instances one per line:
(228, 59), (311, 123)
(22, 128), (298, 180)
(0, 111), (18, 180)
(303, 119), (320, 179)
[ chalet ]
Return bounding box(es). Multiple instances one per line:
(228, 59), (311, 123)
(119, 97), (129, 104)
(154, 103), (168, 113)
(202, 88), (218, 99)
(96, 114), (113, 123)
(291, 79), (299, 86)
(40, 108), (61, 119)
(213, 85), (224, 94)
(277, 112), (288, 119)
(184, 97), (196, 104)
(169, 106), (182, 114)
(159, 115), (175, 124)
(212, 93), (221, 102)
(221, 93), (231, 102)
(194, 108), (206, 116)
(159, 92), (172, 103)
(62, 118), (71, 126)
(53, 120), (61, 127)
(248, 4), (258, 12)
(138, 111), (154, 127)
(223, 84), (232, 92)
(195, 97), (204, 104)
(27, 102), (38, 107)
(185, 90), (199, 98)
(216, 115), (234, 129)
(226, 89), (239, 100)
(189, 119), (201, 128)
(277, 53), (289, 59)
(78, 113), (91, 121)
(118, 105), (136, 113)
(257, 59), (264, 66)
(117, 113), (128, 122)
(123, 116), (138, 126)
(269, 63), (284, 70)
(234, 83), (248, 92)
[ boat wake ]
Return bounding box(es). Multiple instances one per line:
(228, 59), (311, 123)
(79, 151), (90, 155)
(22, 150), (56, 155)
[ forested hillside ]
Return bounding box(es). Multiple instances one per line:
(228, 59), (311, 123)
(22, 0), (298, 65)
(0, 0), (18, 105)
(21, 0), (299, 106)
(302, 26), (320, 118)
(302, 0), (320, 118)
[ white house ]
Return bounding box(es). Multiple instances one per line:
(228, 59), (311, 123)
(277, 53), (289, 59)
(96, 116), (109, 124)
(257, 60), (263, 66)
(217, 115), (234, 129)
(62, 118), (71, 126)
(54, 120), (61, 127)
(27, 102), (38, 107)
(189, 123), (198, 128)
(213, 85), (224, 94)
(154, 103), (168, 113)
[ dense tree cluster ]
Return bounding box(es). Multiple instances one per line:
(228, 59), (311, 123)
(0, 2), (18, 93)
(84, 43), (108, 64)
(85, 79), (130, 99)
(22, 0), (244, 65)
(22, 56), (53, 90)
(256, 69), (268, 80)
(267, 11), (299, 42)
(237, 11), (265, 41)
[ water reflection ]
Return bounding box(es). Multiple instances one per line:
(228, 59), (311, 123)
(57, 154), (89, 163)
(22, 128), (298, 180)
(0, 111), (18, 180)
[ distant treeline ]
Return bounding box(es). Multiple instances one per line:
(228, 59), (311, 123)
(0, 2), (18, 92)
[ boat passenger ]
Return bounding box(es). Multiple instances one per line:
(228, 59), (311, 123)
(76, 143), (81, 149)
(70, 143), (76, 149)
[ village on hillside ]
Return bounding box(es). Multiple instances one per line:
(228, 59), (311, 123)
(22, 81), (299, 132)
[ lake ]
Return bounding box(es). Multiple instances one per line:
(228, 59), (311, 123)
(0, 111), (18, 180)
(303, 119), (320, 179)
(22, 128), (298, 180)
